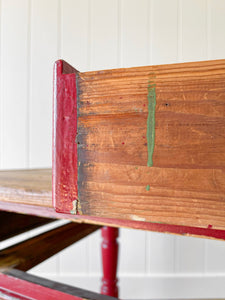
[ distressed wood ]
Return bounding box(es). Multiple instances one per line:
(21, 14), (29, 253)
(53, 60), (78, 213)
(0, 211), (54, 241)
(75, 59), (225, 230)
(0, 222), (100, 271)
(1, 199), (225, 240)
(0, 269), (117, 300)
(0, 168), (52, 206)
(1, 170), (225, 240)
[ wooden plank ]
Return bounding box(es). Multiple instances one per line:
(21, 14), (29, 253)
(0, 211), (54, 241)
(120, 0), (149, 67)
(1, 168), (225, 240)
(0, 168), (51, 206)
(0, 222), (100, 271)
(76, 59), (225, 230)
(1, 200), (225, 241)
(0, 269), (117, 300)
(90, 0), (119, 70)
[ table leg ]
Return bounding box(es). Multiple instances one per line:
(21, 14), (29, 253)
(101, 226), (119, 298)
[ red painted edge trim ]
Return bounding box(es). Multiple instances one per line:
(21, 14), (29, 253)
(53, 60), (78, 213)
(0, 201), (225, 240)
(0, 273), (82, 300)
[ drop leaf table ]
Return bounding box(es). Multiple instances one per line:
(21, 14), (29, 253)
(0, 59), (224, 299)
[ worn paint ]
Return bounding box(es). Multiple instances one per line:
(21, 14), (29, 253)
(146, 185), (150, 191)
(70, 200), (77, 215)
(53, 60), (78, 214)
(147, 82), (156, 167)
(130, 215), (146, 222)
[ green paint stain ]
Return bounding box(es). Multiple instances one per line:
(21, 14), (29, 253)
(147, 82), (156, 167)
(146, 184), (150, 191)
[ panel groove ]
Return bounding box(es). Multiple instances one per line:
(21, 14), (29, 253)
(57, 0), (62, 58)
(0, 0), (2, 168)
(27, 0), (31, 168)
(177, 0), (182, 62)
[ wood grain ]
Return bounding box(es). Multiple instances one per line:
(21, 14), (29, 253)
(0, 222), (100, 271)
(77, 59), (225, 230)
(0, 167), (225, 239)
(0, 168), (52, 206)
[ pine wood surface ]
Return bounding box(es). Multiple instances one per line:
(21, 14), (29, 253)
(0, 169), (52, 206)
(77, 59), (225, 229)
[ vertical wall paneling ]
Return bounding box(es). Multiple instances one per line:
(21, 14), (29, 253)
(206, 0), (212, 59)
(90, 0), (118, 70)
(61, 0), (89, 71)
(0, 0), (2, 171)
(118, 229), (146, 275)
(151, 0), (178, 64)
(88, 230), (101, 275)
(175, 236), (205, 273)
(120, 0), (149, 67)
(182, 0), (207, 62)
(205, 239), (225, 273)
(58, 237), (90, 275)
(29, 0), (58, 168)
(0, 0), (29, 169)
(148, 232), (175, 274)
(210, 0), (225, 59)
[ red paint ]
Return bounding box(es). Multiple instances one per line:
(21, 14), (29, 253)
(0, 287), (32, 300)
(101, 227), (119, 297)
(208, 224), (213, 229)
(1, 201), (225, 240)
(0, 273), (82, 300)
(52, 60), (78, 213)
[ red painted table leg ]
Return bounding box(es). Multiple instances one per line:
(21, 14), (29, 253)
(101, 226), (119, 298)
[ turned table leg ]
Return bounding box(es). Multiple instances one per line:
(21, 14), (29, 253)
(101, 226), (119, 298)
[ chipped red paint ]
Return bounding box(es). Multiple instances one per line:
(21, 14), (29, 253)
(101, 227), (119, 297)
(0, 273), (82, 300)
(52, 60), (78, 213)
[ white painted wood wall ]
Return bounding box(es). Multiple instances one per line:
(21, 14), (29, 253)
(0, 0), (225, 298)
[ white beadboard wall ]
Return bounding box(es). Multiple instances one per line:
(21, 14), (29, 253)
(0, 0), (225, 299)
